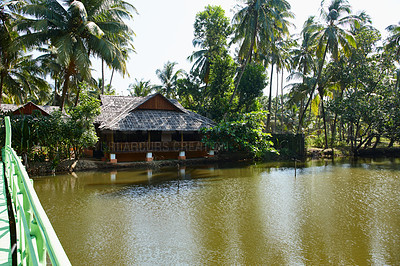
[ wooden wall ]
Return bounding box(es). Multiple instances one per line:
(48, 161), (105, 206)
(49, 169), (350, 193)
(136, 94), (181, 112)
(12, 102), (49, 116)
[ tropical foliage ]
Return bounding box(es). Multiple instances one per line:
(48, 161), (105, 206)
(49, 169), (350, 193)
(2, 0), (400, 159)
(10, 0), (135, 110)
(201, 111), (276, 159)
(155, 61), (184, 99)
(0, 93), (100, 166)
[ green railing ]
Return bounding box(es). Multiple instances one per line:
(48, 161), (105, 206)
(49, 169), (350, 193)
(2, 116), (71, 265)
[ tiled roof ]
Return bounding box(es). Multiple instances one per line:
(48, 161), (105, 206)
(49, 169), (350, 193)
(97, 94), (214, 131)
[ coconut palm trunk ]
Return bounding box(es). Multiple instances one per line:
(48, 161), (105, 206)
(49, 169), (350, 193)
(318, 86), (328, 149)
(225, 18), (258, 119)
(297, 46), (328, 132)
(280, 70), (284, 133)
(109, 68), (115, 90)
(266, 62), (275, 130)
(274, 65), (279, 132)
(60, 71), (71, 111)
(101, 60), (105, 95)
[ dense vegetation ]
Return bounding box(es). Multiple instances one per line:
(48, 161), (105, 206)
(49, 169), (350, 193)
(1, 0), (399, 160)
(0, 93), (100, 167)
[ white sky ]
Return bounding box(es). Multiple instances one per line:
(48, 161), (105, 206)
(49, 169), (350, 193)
(95, 0), (400, 96)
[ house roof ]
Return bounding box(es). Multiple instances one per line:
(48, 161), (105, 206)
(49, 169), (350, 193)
(97, 93), (215, 132)
(0, 102), (60, 116)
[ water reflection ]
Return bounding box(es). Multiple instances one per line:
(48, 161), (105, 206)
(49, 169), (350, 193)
(33, 159), (400, 265)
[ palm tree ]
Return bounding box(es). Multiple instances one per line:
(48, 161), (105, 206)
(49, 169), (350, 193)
(228, 0), (292, 118)
(70, 0), (136, 94)
(188, 5), (231, 86)
(18, 0), (135, 110)
(128, 79), (154, 97)
(297, 0), (360, 148)
(188, 46), (211, 85)
(0, 0), (50, 105)
(155, 61), (184, 99)
(291, 16), (318, 130)
(267, 36), (292, 131)
(273, 38), (293, 132)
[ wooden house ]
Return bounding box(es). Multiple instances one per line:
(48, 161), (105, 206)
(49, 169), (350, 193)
(95, 93), (215, 162)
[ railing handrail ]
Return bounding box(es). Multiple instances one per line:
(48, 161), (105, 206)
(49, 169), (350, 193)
(3, 116), (71, 265)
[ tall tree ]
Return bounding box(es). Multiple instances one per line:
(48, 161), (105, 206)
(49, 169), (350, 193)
(188, 5), (231, 85)
(155, 61), (184, 99)
(128, 79), (154, 97)
(69, 0), (136, 95)
(290, 16), (318, 128)
(297, 0), (361, 148)
(18, 0), (135, 110)
(0, 0), (50, 105)
(229, 0), (292, 119)
(186, 5), (236, 121)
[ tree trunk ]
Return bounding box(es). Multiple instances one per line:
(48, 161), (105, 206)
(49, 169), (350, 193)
(266, 62), (275, 130)
(101, 60), (105, 95)
(224, 14), (258, 119)
(60, 72), (70, 111)
(280, 70), (284, 133)
(319, 87), (328, 149)
(372, 135), (380, 149)
(53, 79), (59, 105)
(274, 65), (279, 133)
(388, 138), (395, 148)
(350, 123), (354, 151)
(364, 134), (373, 148)
(330, 84), (344, 155)
(109, 68), (115, 92)
(297, 45), (328, 133)
(74, 86), (81, 106)
(298, 65), (306, 132)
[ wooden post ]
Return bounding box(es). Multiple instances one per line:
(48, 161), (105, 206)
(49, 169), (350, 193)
(179, 132), (186, 160)
(148, 131), (151, 150)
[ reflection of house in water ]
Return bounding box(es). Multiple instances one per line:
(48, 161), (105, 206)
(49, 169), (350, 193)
(95, 93), (215, 162)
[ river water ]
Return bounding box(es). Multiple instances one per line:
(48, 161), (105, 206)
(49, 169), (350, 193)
(33, 158), (400, 265)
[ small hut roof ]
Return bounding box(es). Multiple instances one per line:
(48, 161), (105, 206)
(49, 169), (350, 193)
(0, 102), (60, 116)
(97, 93), (215, 132)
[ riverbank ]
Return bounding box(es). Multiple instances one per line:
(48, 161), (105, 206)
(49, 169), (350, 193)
(27, 147), (400, 176)
(307, 147), (400, 159)
(27, 157), (221, 176)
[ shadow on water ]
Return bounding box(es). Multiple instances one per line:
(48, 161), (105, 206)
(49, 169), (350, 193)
(82, 157), (400, 193)
(82, 164), (224, 198)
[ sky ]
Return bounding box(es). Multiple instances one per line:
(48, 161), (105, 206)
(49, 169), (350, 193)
(96, 0), (400, 96)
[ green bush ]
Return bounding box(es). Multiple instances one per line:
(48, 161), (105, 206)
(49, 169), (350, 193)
(201, 111), (277, 159)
